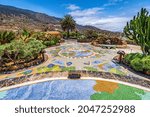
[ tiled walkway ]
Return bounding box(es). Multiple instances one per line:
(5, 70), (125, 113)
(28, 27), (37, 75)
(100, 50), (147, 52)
(0, 40), (149, 81)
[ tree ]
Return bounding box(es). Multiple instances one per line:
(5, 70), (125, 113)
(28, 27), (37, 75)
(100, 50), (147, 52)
(2, 40), (25, 64)
(61, 15), (76, 39)
(124, 8), (150, 55)
(84, 30), (98, 40)
(26, 38), (46, 59)
(0, 38), (45, 65)
(0, 45), (5, 65)
(20, 29), (33, 42)
(0, 31), (15, 44)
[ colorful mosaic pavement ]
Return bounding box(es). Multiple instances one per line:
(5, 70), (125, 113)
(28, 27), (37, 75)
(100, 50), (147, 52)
(0, 43), (128, 79)
(0, 80), (149, 100)
(0, 42), (149, 100)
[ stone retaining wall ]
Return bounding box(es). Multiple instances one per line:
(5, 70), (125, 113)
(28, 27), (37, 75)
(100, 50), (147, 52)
(0, 71), (150, 90)
(0, 53), (48, 74)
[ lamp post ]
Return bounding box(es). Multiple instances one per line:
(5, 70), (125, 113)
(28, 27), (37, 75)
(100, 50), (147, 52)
(117, 50), (125, 63)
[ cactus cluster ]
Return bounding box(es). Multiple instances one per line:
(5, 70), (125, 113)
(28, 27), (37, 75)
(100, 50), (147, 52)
(124, 8), (150, 55)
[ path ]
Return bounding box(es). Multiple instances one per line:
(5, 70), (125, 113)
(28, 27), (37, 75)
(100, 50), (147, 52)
(0, 40), (149, 82)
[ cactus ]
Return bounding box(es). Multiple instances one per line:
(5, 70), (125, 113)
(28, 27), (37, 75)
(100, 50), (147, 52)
(124, 8), (150, 55)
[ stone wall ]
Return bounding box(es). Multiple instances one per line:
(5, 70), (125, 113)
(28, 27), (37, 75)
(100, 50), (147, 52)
(0, 71), (150, 90)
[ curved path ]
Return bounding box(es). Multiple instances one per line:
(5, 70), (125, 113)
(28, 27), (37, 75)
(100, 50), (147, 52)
(0, 40), (149, 91)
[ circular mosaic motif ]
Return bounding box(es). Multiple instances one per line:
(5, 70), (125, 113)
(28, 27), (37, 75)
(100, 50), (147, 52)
(59, 46), (95, 58)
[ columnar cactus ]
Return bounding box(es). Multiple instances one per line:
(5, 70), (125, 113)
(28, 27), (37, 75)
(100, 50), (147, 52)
(124, 8), (150, 55)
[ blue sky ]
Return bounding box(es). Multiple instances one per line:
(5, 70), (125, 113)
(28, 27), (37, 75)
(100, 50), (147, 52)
(0, 0), (150, 32)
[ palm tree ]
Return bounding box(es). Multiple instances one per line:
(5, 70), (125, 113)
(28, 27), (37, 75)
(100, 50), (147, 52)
(61, 15), (76, 39)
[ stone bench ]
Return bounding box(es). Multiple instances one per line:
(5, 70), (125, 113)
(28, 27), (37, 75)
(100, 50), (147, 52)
(99, 44), (117, 49)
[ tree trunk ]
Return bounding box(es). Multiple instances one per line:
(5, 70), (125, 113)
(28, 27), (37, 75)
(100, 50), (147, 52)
(67, 29), (70, 39)
(42, 52), (45, 61)
(0, 59), (2, 67)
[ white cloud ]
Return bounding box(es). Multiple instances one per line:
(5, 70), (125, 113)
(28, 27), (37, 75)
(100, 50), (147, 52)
(145, 6), (150, 10)
(67, 4), (80, 10)
(103, 3), (116, 7)
(104, 0), (123, 7)
(110, 0), (123, 2)
(75, 16), (130, 32)
(66, 3), (130, 32)
(69, 7), (103, 17)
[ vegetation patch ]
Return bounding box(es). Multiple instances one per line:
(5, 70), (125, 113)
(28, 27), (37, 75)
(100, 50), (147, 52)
(123, 53), (150, 74)
(0, 38), (45, 72)
(122, 8), (150, 75)
(0, 29), (62, 72)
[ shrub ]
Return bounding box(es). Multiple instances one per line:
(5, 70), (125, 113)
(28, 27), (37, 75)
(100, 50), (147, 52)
(62, 31), (81, 39)
(77, 35), (86, 40)
(131, 58), (143, 71)
(124, 53), (143, 64)
(43, 41), (52, 46)
(0, 39), (45, 64)
(124, 53), (150, 73)
(95, 34), (124, 45)
(62, 32), (67, 38)
(124, 54), (133, 64)
(0, 31), (15, 44)
(84, 30), (98, 40)
(77, 35), (93, 42)
(50, 40), (56, 45)
(126, 39), (137, 45)
(142, 56), (150, 71)
(69, 32), (77, 38)
(43, 37), (60, 46)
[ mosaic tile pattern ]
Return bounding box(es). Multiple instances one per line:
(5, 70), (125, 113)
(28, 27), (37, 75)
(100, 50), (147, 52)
(0, 43), (128, 80)
(0, 80), (149, 100)
(0, 42), (148, 100)
(91, 80), (148, 100)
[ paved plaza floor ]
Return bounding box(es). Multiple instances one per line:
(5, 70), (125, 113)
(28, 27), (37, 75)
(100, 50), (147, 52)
(0, 40), (150, 100)
(0, 40), (149, 81)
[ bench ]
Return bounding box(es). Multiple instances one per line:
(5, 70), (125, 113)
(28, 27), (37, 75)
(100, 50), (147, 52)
(99, 44), (116, 49)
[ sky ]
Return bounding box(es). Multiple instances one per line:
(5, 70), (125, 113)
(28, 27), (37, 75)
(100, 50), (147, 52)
(0, 0), (150, 32)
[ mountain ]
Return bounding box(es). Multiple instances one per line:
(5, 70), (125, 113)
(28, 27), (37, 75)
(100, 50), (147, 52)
(0, 4), (121, 35)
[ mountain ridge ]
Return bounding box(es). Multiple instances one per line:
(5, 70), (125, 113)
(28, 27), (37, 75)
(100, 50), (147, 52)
(0, 4), (121, 35)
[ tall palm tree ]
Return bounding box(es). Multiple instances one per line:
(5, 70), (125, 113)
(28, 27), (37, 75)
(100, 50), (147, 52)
(61, 15), (76, 39)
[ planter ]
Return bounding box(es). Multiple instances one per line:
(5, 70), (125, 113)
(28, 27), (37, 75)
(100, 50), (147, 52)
(122, 58), (150, 76)
(0, 54), (48, 73)
(145, 71), (150, 75)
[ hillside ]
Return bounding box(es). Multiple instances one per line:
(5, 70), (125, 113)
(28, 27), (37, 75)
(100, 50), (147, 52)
(0, 4), (121, 35)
